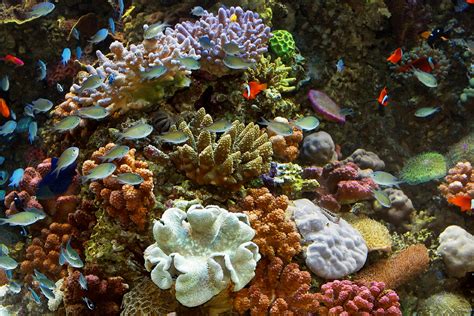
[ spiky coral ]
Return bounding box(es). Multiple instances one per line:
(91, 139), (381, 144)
(233, 257), (320, 315)
(83, 144), (155, 230)
(238, 187), (302, 262)
(355, 244), (430, 289)
(168, 108), (273, 190)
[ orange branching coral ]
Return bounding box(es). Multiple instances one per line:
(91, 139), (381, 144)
(438, 161), (474, 210)
(20, 222), (76, 284)
(268, 126), (303, 162)
(239, 187), (301, 262)
(354, 244), (430, 289)
(233, 257), (320, 315)
(83, 143), (155, 230)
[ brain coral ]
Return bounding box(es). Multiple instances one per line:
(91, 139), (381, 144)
(83, 144), (155, 230)
(269, 30), (296, 59)
(144, 203), (261, 307)
(168, 108), (273, 190)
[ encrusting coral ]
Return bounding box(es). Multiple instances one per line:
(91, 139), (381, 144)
(233, 257), (320, 315)
(238, 187), (302, 262)
(168, 108), (273, 190)
(144, 203), (260, 307)
(355, 244), (430, 289)
(83, 144), (155, 230)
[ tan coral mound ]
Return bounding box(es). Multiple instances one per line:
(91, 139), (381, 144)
(83, 144), (155, 230)
(355, 244), (430, 289)
(169, 108), (273, 190)
(233, 257), (320, 315)
(268, 124), (303, 162)
(238, 187), (301, 262)
(438, 161), (474, 204)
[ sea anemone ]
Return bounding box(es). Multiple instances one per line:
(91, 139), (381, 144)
(399, 152), (447, 185)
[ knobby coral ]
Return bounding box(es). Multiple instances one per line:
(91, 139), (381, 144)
(238, 187), (301, 262)
(438, 161), (474, 211)
(144, 204), (260, 307)
(233, 257), (320, 315)
(84, 144), (155, 230)
(168, 108), (273, 190)
(268, 119), (303, 162)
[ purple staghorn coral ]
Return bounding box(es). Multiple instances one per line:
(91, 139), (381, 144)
(173, 6), (272, 76)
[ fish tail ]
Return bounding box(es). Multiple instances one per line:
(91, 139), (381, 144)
(0, 218), (7, 225)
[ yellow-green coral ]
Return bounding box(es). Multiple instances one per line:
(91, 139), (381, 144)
(269, 30), (296, 59)
(244, 55), (296, 94)
(346, 216), (392, 252)
(168, 108), (273, 190)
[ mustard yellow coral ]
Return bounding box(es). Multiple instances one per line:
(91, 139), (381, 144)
(347, 216), (392, 252)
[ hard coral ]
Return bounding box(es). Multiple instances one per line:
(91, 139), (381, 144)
(299, 131), (337, 166)
(438, 161), (474, 207)
(269, 30), (296, 60)
(317, 280), (401, 316)
(20, 222), (76, 284)
(437, 225), (474, 278)
(374, 188), (415, 229)
(63, 270), (128, 315)
(144, 203), (260, 307)
(239, 187), (302, 262)
(233, 257), (320, 315)
(168, 108), (273, 190)
(268, 118), (303, 162)
(355, 244), (430, 289)
(347, 216), (392, 252)
(83, 143), (155, 230)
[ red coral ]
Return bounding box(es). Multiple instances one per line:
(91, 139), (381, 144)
(63, 270), (128, 315)
(317, 280), (401, 316)
(233, 257), (320, 315)
(68, 199), (97, 242)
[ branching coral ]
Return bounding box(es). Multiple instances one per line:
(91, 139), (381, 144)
(355, 244), (430, 289)
(233, 257), (320, 315)
(238, 187), (301, 262)
(144, 203), (260, 307)
(438, 161), (474, 208)
(168, 108), (273, 190)
(83, 143), (155, 230)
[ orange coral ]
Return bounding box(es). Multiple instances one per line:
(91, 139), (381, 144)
(233, 257), (320, 315)
(20, 222), (76, 284)
(438, 161), (474, 210)
(83, 143), (155, 230)
(354, 244), (430, 289)
(268, 126), (303, 162)
(239, 187), (301, 262)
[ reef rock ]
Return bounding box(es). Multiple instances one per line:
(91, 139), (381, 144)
(437, 225), (474, 278)
(299, 131), (337, 165)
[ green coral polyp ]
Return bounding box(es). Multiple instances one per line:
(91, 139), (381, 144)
(269, 30), (296, 59)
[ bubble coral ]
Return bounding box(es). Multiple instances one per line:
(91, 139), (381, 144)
(238, 187), (301, 262)
(233, 257), (320, 315)
(438, 161), (474, 205)
(317, 280), (402, 316)
(144, 203), (260, 307)
(62, 270), (128, 315)
(269, 30), (296, 60)
(355, 244), (430, 289)
(399, 152), (447, 185)
(20, 222), (76, 284)
(168, 108), (273, 190)
(268, 118), (303, 162)
(84, 144), (155, 231)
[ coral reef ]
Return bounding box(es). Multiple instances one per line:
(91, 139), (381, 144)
(289, 199), (368, 279)
(417, 292), (472, 316)
(269, 30), (296, 60)
(299, 131), (337, 166)
(344, 148), (385, 171)
(83, 144), (155, 230)
(355, 244), (430, 289)
(233, 257), (320, 315)
(399, 152), (447, 185)
(168, 108), (273, 190)
(238, 187), (301, 262)
(460, 77), (474, 103)
(437, 225), (474, 278)
(144, 203), (260, 307)
(317, 280), (401, 316)
(438, 161), (474, 208)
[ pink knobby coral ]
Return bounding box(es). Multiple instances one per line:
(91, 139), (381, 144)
(317, 280), (401, 316)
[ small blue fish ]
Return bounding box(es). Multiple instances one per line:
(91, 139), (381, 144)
(28, 121), (37, 144)
(140, 65), (167, 80)
(4, 269), (12, 279)
(223, 55), (255, 70)
(109, 17), (115, 35)
(454, 0), (469, 12)
(0, 208), (46, 226)
(39, 284), (55, 300)
(79, 272), (88, 290)
(8, 168), (24, 188)
(28, 287), (42, 305)
(37, 60), (47, 81)
(0, 120), (17, 136)
(89, 28), (108, 44)
(118, 0), (124, 18)
(61, 48), (71, 65)
(34, 269), (55, 290)
(59, 243), (84, 268)
(57, 83), (64, 93)
(30, 98), (53, 113)
(24, 105), (35, 118)
(190, 6), (206, 17)
(0, 171), (8, 185)
(414, 106), (441, 118)
(17, 117), (34, 133)
(0, 190), (5, 201)
(52, 147), (79, 177)
(72, 28), (80, 40)
(10, 109), (16, 120)
(27, 2), (55, 18)
(83, 297), (95, 310)
(336, 58), (345, 72)
(1, 75), (9, 91)
(370, 171), (402, 187)
(143, 22), (170, 39)
(108, 73), (116, 85)
(0, 255), (18, 269)
(198, 36), (213, 50)
(0, 156), (4, 165)
(76, 46), (82, 60)
(8, 280), (21, 294)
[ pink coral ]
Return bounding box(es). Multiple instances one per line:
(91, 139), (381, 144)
(317, 280), (401, 316)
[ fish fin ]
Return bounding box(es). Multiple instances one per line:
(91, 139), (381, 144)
(0, 218), (7, 225)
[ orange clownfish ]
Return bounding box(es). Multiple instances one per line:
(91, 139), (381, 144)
(386, 48), (403, 64)
(397, 56), (435, 73)
(0, 98), (10, 118)
(377, 87), (389, 107)
(243, 81), (267, 100)
(0, 54), (24, 66)
(448, 195), (473, 212)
